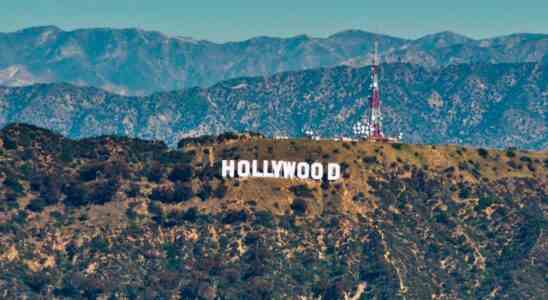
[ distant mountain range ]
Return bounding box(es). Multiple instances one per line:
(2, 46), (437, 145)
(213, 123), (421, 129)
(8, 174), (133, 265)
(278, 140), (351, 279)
(1, 61), (546, 149)
(0, 26), (547, 95)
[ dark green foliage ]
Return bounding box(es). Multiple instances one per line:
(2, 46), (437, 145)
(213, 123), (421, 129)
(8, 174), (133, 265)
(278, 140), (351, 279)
(197, 184), (213, 201)
(39, 176), (62, 205)
(59, 143), (75, 162)
(362, 156), (377, 164)
(125, 183), (140, 198)
(155, 150), (195, 164)
(148, 200), (162, 213)
(90, 236), (109, 253)
(222, 210), (248, 224)
(478, 148), (489, 158)
(213, 184), (227, 198)
(63, 184), (87, 207)
(352, 192), (366, 203)
(291, 198), (307, 215)
(22, 272), (50, 293)
(289, 184), (314, 198)
(63, 180), (119, 207)
(2, 136), (17, 150)
(145, 162), (164, 183)
(0, 192), (19, 211)
(505, 148), (516, 158)
(458, 187), (471, 199)
(79, 163), (102, 181)
(27, 197), (48, 212)
(150, 186), (173, 203)
(104, 161), (131, 179)
(162, 207), (202, 224)
(150, 184), (193, 204)
(3, 176), (23, 193)
(476, 196), (497, 212)
(87, 180), (120, 205)
(173, 184), (194, 202)
(519, 156), (532, 163)
(168, 165), (193, 182)
(254, 211), (275, 227)
(391, 143), (404, 150)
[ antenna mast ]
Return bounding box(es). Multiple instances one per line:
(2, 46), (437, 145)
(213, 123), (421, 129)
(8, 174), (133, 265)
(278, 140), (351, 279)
(368, 39), (384, 140)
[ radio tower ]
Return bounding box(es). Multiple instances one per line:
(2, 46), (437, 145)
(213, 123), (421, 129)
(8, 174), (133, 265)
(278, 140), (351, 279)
(368, 40), (385, 140)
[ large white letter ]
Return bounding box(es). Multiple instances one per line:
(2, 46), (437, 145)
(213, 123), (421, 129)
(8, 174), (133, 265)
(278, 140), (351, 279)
(263, 160), (274, 178)
(222, 160), (235, 178)
(237, 160), (251, 177)
(296, 162), (310, 179)
(327, 163), (341, 181)
(282, 161), (296, 179)
(251, 160), (264, 177)
(310, 162), (323, 180)
(271, 160), (284, 178)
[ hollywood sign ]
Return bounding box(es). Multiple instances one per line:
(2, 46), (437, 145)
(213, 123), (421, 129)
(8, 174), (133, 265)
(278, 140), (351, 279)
(222, 160), (341, 181)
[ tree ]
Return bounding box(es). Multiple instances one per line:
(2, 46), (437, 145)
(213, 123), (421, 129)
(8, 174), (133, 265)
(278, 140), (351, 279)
(168, 165), (193, 182)
(27, 198), (48, 213)
(291, 198), (307, 215)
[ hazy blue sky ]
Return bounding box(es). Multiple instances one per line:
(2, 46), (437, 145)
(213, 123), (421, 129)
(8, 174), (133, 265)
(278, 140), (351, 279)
(2, 0), (547, 41)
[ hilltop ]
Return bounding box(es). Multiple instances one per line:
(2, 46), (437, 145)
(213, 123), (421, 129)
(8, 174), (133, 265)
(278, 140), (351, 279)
(0, 124), (546, 299)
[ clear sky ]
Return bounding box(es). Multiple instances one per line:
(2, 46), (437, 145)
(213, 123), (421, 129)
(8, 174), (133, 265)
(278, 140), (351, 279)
(2, 0), (547, 42)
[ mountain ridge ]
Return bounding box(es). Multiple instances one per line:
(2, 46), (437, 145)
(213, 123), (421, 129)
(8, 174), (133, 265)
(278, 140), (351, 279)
(1, 61), (546, 150)
(1, 26), (546, 95)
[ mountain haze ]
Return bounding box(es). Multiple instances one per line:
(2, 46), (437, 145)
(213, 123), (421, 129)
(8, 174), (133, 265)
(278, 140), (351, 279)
(0, 26), (546, 95)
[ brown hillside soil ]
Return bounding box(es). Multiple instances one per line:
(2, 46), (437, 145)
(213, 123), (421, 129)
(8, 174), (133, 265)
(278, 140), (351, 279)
(0, 124), (546, 299)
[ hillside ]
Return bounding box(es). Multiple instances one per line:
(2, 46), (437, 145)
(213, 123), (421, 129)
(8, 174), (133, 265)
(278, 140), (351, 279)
(0, 124), (546, 299)
(1, 62), (546, 150)
(0, 26), (546, 95)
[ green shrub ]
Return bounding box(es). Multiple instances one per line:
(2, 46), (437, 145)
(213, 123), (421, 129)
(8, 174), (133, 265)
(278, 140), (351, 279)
(519, 156), (532, 164)
(88, 180), (120, 205)
(222, 210), (248, 224)
(145, 162), (164, 183)
(289, 184), (314, 198)
(0, 193), (19, 211)
(291, 198), (307, 215)
(477, 148), (489, 158)
(197, 185), (213, 201)
(125, 183), (140, 198)
(90, 236), (109, 252)
(2, 136), (17, 150)
(173, 183), (194, 202)
(150, 186), (174, 203)
(4, 177), (23, 193)
(59, 144), (75, 162)
(476, 196), (496, 212)
(363, 156), (377, 164)
(254, 211), (275, 227)
(179, 207), (199, 222)
(168, 165), (193, 182)
(213, 184), (227, 198)
(391, 143), (403, 150)
(27, 198), (48, 213)
(79, 164), (102, 181)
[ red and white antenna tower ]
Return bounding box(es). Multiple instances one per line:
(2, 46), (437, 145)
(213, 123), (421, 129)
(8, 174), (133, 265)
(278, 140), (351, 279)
(368, 40), (385, 140)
